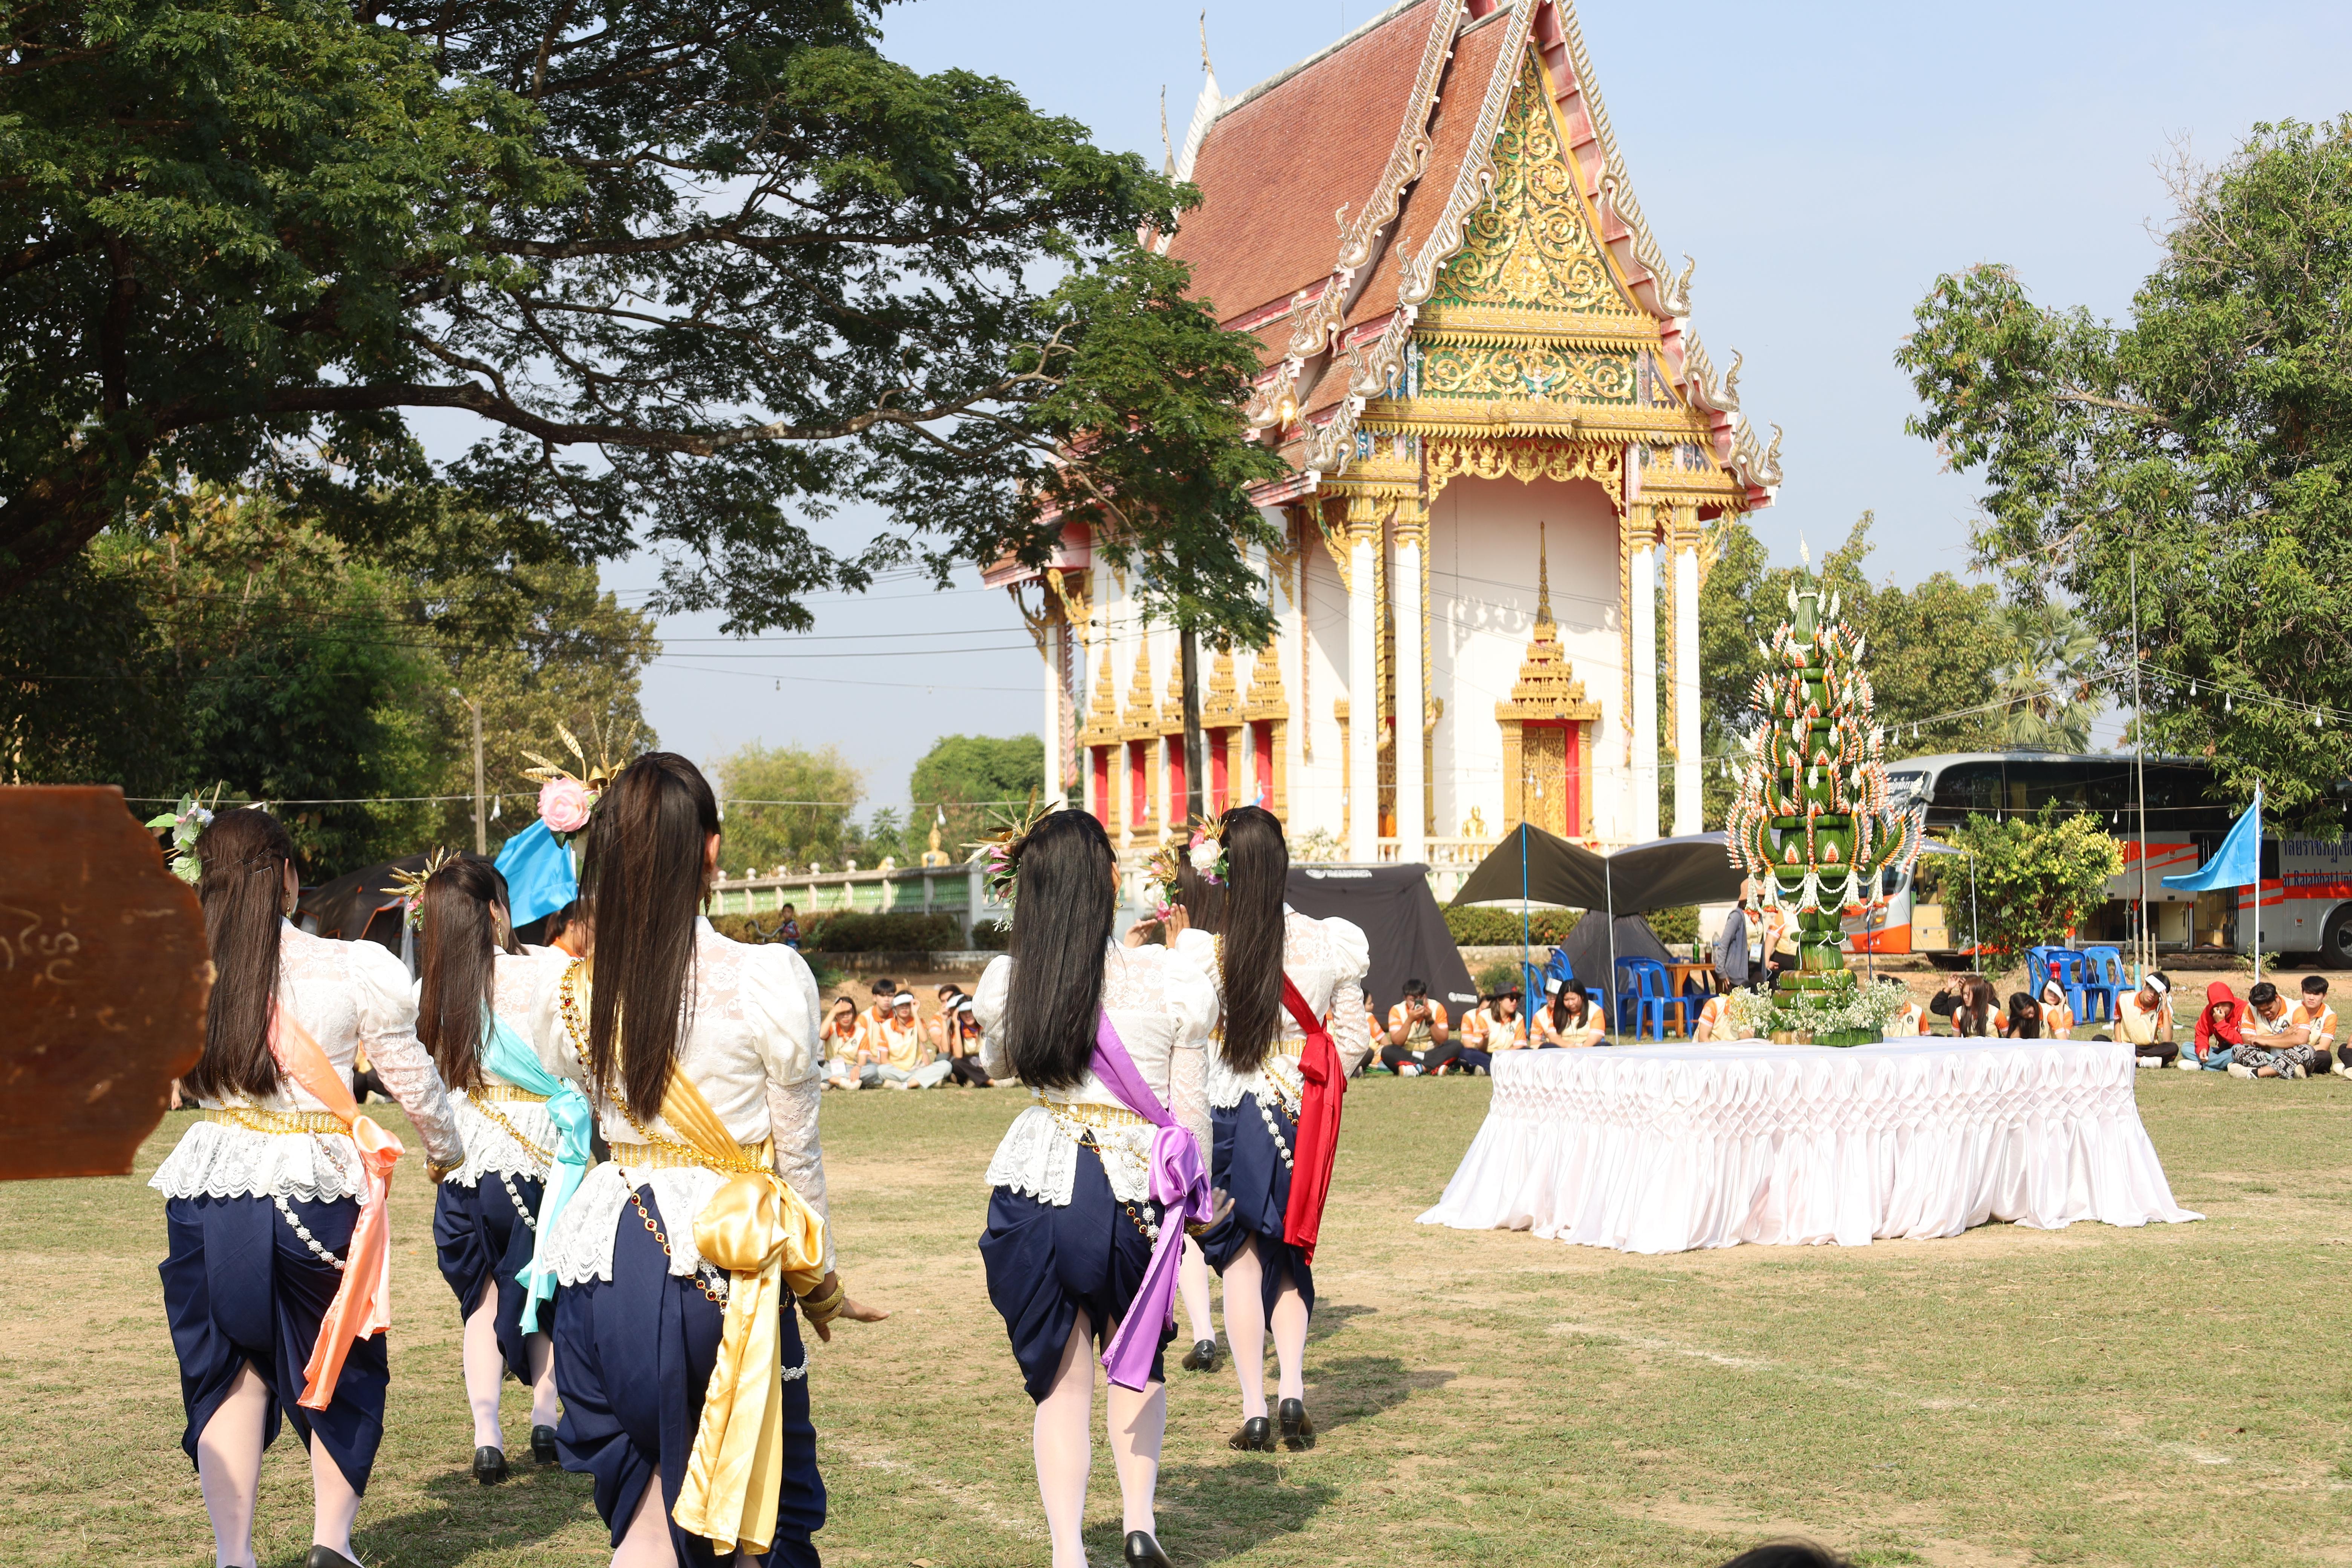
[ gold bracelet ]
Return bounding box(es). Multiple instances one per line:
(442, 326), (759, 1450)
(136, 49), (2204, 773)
(798, 1280), (847, 1326)
(427, 1158), (463, 1182)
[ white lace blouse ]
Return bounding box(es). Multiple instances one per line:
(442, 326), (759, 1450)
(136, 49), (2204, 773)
(150, 923), (464, 1204)
(974, 940), (1217, 1207)
(534, 919), (834, 1287)
(441, 948), (573, 1188)
(1175, 909), (1373, 1111)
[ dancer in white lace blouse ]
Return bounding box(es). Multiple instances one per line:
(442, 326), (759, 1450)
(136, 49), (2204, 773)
(531, 752), (881, 1568)
(1167, 806), (1371, 1454)
(413, 855), (583, 1485)
(152, 808), (464, 1568)
(974, 809), (1217, 1568)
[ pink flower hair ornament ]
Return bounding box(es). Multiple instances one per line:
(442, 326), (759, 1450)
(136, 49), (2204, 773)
(968, 795), (1055, 908)
(1143, 818), (1229, 916)
(521, 723), (635, 847)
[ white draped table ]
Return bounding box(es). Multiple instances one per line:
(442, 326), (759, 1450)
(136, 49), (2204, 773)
(1416, 1038), (2200, 1253)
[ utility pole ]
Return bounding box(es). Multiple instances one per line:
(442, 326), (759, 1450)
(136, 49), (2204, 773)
(1181, 626), (1206, 824)
(2129, 555), (2150, 977)
(454, 689), (485, 854)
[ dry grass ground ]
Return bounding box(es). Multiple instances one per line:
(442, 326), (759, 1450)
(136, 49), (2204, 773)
(5, 1068), (2350, 1568)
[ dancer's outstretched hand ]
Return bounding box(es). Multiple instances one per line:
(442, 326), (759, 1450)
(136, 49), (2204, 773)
(801, 1270), (890, 1342)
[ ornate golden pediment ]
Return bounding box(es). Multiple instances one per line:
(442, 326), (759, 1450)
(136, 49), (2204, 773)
(1078, 649), (1119, 744)
(1201, 649), (1243, 728)
(1429, 53), (1640, 322)
(1121, 642), (1159, 740)
(1494, 529), (1601, 725)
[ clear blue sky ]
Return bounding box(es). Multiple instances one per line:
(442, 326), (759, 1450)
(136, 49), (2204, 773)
(609, 0), (2352, 804)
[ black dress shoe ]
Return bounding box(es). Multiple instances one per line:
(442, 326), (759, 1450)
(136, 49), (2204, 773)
(1228, 1415), (1274, 1452)
(1180, 1337), (1220, 1372)
(531, 1424), (559, 1464)
(1278, 1397), (1316, 1451)
(1123, 1531), (1175, 1566)
(473, 1444), (508, 1485)
(304, 1548), (363, 1568)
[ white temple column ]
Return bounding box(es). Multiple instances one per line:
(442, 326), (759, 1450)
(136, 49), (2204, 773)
(1631, 538), (1660, 843)
(1672, 541), (1701, 835)
(1346, 495), (1380, 862)
(1393, 502), (1426, 864)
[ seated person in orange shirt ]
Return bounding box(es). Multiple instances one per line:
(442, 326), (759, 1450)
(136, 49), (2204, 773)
(1691, 990), (1735, 1042)
(821, 995), (868, 1090)
(2035, 978), (2076, 1039)
(2294, 975), (2344, 1075)
(1379, 979), (1487, 1075)
(1465, 988), (1529, 1052)
(1531, 980), (1608, 1047)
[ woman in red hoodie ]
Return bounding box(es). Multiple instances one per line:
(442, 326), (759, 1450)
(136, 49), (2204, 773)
(2188, 981), (2244, 1070)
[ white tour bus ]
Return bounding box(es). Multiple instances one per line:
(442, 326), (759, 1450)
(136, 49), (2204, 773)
(1844, 752), (2352, 966)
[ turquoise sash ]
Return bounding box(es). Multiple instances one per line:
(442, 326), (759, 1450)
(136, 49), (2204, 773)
(481, 1008), (596, 1334)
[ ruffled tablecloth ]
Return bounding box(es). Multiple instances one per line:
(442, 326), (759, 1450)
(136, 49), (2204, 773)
(1416, 1038), (2200, 1253)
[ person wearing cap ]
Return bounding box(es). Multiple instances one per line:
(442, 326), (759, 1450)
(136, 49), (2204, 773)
(2037, 977), (2077, 1039)
(863, 991), (953, 1089)
(941, 995), (995, 1087)
(2116, 972), (2178, 1066)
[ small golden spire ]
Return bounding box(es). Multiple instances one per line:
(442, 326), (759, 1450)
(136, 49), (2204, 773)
(1536, 520), (1554, 627)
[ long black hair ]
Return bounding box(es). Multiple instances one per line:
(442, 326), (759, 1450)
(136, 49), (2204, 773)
(1955, 976), (1998, 1037)
(1003, 809), (1117, 1090)
(2005, 991), (2042, 1039)
(1193, 805), (1288, 1073)
(580, 752), (720, 1118)
(417, 857), (516, 1094)
(1549, 984), (1590, 1033)
(187, 808), (299, 1101)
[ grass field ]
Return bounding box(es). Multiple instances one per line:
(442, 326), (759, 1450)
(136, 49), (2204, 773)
(6, 1068), (2350, 1568)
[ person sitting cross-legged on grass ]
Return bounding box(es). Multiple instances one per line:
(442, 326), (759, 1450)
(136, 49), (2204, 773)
(2116, 971), (2179, 1066)
(1381, 979), (1488, 1075)
(943, 995), (995, 1087)
(863, 991), (953, 1089)
(2292, 975), (2346, 1076)
(2231, 980), (2321, 1079)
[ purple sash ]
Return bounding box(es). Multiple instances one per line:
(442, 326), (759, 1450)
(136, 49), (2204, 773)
(1090, 1009), (1212, 1391)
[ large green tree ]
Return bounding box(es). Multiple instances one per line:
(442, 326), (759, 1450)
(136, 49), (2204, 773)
(710, 741), (865, 876)
(1695, 514), (2004, 826)
(904, 732), (1044, 859)
(1899, 116), (2352, 824)
(1, 0), (1283, 640)
(406, 555), (661, 851)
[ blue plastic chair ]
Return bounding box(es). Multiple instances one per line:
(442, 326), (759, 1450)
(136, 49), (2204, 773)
(2078, 946), (2124, 1021)
(1615, 957), (1691, 1041)
(2046, 949), (2091, 1021)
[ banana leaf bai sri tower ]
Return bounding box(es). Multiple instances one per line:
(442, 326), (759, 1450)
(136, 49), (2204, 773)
(989, 0), (1781, 865)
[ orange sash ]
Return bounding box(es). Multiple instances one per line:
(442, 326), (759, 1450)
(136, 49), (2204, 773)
(270, 1003), (405, 1410)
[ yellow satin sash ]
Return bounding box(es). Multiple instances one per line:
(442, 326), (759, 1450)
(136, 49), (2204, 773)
(560, 960), (828, 1557)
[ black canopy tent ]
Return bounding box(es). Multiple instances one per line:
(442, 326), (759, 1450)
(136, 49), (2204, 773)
(1449, 825), (1749, 1029)
(1285, 862), (1478, 1018)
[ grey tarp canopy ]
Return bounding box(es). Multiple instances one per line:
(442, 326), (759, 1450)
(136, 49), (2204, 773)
(1551, 913), (1674, 997)
(1286, 862), (1478, 1017)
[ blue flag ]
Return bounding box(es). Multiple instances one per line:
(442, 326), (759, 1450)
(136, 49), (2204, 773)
(2162, 786), (2262, 892)
(495, 818), (579, 925)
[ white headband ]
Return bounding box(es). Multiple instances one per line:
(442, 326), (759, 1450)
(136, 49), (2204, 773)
(1545, 977), (1562, 995)
(893, 992), (916, 1006)
(2145, 974), (2170, 997)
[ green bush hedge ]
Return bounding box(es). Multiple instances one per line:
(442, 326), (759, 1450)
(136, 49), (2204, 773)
(1444, 906), (1582, 945)
(969, 918), (1010, 951)
(803, 911), (962, 953)
(707, 912), (792, 945)
(1444, 903), (1699, 947)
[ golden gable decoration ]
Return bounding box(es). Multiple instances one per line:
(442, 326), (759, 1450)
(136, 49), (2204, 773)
(1429, 53), (1637, 320)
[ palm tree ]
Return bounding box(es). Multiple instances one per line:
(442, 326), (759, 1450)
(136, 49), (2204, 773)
(1992, 604), (2103, 751)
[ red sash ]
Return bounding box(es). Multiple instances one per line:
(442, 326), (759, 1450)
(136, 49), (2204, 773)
(1278, 976), (1345, 1263)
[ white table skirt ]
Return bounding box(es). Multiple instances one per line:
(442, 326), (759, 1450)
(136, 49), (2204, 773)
(1416, 1038), (2200, 1253)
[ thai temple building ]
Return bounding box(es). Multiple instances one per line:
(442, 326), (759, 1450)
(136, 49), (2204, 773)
(990, 0), (1779, 866)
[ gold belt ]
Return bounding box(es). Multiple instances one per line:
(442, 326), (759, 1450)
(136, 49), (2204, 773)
(206, 1106), (346, 1136)
(471, 1084), (549, 1104)
(609, 1136), (775, 1175)
(1032, 1094), (1148, 1132)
